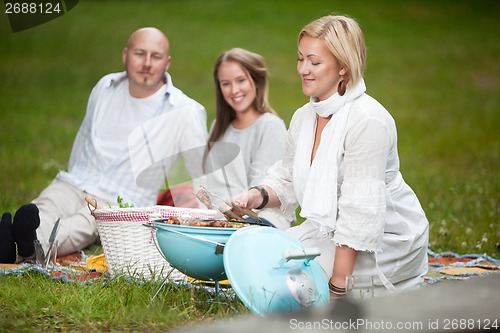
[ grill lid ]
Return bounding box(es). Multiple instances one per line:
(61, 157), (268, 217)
(223, 226), (329, 316)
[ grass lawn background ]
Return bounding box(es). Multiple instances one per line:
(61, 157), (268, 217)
(1, 0), (498, 256)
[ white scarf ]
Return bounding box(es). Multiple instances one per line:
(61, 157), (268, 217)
(293, 79), (366, 229)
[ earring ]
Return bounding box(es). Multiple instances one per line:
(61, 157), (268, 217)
(337, 79), (347, 96)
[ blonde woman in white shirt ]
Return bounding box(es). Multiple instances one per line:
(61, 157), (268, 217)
(231, 15), (429, 298)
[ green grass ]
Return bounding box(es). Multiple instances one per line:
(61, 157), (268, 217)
(0, 271), (247, 332)
(1, 0), (499, 331)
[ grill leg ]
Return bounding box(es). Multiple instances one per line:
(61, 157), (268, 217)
(148, 266), (176, 307)
(215, 280), (220, 300)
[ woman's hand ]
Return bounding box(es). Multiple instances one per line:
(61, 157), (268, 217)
(231, 188), (264, 211)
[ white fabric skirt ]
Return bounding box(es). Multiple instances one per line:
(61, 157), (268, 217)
(286, 220), (424, 297)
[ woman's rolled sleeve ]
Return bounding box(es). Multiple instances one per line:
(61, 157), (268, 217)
(334, 179), (386, 252)
(264, 160), (298, 212)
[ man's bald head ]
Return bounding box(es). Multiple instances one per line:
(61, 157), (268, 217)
(123, 27), (172, 98)
(127, 27), (170, 56)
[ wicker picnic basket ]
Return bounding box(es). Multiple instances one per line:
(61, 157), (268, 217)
(92, 205), (217, 280)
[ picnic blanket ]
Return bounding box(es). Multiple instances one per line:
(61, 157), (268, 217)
(424, 249), (500, 285)
(1, 249), (499, 286)
(0, 251), (105, 283)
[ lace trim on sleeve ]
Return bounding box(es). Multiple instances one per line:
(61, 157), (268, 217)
(333, 179), (386, 252)
(264, 160), (298, 215)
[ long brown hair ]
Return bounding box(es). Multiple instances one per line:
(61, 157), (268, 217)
(208, 48), (276, 145)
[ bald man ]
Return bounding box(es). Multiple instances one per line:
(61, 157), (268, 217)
(123, 27), (172, 98)
(1, 27), (208, 261)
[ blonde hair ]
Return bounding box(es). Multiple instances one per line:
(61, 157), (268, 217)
(298, 15), (366, 88)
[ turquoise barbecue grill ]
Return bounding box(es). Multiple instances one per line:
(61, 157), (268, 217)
(152, 223), (329, 315)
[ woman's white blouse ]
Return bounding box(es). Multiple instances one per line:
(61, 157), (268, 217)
(264, 93), (429, 284)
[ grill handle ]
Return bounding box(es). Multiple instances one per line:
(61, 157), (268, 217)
(274, 247), (321, 268)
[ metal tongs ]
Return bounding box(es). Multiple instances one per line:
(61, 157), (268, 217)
(195, 186), (270, 226)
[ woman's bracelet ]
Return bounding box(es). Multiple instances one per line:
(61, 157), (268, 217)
(249, 186), (269, 210)
(328, 281), (346, 296)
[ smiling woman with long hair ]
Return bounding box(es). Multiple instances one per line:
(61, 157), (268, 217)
(203, 48), (294, 230)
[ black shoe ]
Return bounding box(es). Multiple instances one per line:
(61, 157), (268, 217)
(0, 212), (16, 263)
(12, 203), (40, 258)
